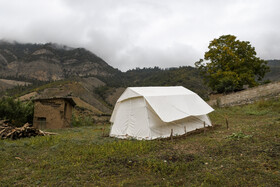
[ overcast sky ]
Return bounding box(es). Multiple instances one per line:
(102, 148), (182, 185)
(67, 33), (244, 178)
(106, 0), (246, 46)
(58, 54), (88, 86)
(0, 0), (279, 71)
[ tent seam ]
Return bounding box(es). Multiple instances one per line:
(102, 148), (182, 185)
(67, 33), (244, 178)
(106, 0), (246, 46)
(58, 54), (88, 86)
(143, 98), (152, 139)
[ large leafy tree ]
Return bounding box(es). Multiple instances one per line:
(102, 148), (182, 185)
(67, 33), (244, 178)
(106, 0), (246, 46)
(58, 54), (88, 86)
(195, 35), (269, 93)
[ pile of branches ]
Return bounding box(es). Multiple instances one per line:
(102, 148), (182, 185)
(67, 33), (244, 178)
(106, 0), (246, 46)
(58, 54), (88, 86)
(0, 121), (56, 140)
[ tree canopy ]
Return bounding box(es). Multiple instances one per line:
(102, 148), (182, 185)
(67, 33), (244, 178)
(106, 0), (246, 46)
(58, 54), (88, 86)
(195, 35), (269, 93)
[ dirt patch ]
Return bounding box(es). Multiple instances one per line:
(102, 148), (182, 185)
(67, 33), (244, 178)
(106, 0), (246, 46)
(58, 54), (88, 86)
(19, 92), (38, 101)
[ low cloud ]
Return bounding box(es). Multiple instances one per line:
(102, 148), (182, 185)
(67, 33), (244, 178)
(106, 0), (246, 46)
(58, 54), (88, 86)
(0, 0), (279, 71)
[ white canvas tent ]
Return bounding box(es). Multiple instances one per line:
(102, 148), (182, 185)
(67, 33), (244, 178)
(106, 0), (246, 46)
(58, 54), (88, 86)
(110, 86), (214, 140)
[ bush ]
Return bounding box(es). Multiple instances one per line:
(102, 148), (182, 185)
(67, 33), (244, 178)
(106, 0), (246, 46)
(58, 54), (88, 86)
(226, 132), (252, 141)
(0, 97), (34, 127)
(71, 114), (95, 127)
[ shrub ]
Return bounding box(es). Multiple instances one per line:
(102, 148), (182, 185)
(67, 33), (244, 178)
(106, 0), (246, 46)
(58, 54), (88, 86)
(226, 132), (252, 141)
(71, 114), (95, 127)
(0, 97), (34, 127)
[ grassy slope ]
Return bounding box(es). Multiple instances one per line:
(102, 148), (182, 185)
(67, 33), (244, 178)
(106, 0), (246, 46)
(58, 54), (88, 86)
(0, 99), (279, 186)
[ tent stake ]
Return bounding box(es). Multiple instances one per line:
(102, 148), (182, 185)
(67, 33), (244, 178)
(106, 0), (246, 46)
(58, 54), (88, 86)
(226, 118), (229, 130)
(102, 127), (105, 137)
(203, 121), (206, 134)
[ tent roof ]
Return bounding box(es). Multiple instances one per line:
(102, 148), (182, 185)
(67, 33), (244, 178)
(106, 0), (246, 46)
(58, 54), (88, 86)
(117, 86), (195, 102)
(112, 86), (214, 123)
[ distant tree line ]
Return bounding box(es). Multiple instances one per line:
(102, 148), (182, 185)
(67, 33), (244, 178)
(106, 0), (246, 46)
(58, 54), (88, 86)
(96, 66), (209, 99)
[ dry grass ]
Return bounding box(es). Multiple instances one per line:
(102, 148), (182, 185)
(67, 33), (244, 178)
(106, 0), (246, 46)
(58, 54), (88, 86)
(0, 98), (279, 186)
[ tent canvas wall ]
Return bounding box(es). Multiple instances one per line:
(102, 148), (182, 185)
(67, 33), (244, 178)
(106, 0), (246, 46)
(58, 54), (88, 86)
(110, 86), (214, 140)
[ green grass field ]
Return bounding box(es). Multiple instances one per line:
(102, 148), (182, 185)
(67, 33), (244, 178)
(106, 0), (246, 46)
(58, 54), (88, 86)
(0, 98), (280, 186)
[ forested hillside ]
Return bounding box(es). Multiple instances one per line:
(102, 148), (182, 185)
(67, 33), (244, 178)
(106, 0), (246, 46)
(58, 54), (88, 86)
(96, 59), (280, 100)
(97, 66), (209, 99)
(264, 60), (280, 81)
(0, 41), (279, 108)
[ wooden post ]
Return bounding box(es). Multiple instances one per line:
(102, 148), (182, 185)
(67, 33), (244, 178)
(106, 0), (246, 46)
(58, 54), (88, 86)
(170, 129), (173, 140)
(102, 127), (105, 137)
(184, 126), (186, 134)
(226, 118), (229, 130)
(203, 121), (206, 134)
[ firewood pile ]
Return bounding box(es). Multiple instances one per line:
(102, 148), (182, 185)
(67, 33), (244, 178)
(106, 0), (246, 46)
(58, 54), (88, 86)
(0, 121), (57, 140)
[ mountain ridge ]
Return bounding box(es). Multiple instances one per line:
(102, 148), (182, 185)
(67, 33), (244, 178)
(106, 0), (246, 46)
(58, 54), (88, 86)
(0, 41), (119, 81)
(0, 41), (279, 105)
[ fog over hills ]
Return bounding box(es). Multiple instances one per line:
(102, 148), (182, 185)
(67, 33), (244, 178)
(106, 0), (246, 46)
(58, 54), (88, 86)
(0, 41), (279, 101)
(0, 41), (119, 81)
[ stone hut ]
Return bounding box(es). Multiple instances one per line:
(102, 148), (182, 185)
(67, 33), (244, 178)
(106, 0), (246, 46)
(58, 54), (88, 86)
(33, 97), (76, 129)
